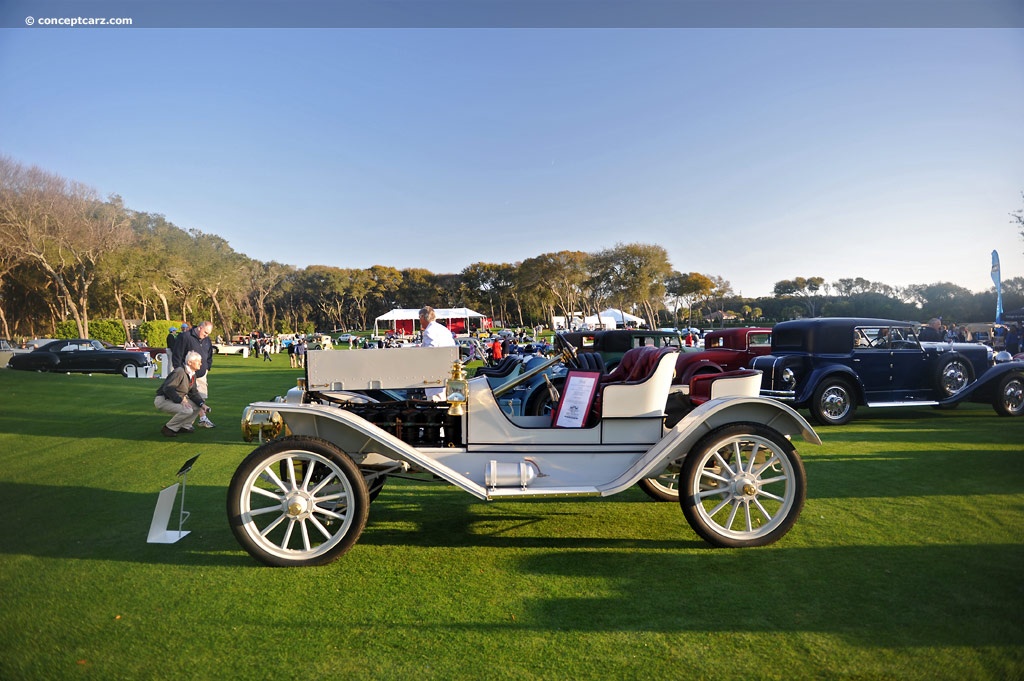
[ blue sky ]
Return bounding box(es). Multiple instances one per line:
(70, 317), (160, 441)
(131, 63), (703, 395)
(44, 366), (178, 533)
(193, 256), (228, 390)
(1, 25), (1022, 298)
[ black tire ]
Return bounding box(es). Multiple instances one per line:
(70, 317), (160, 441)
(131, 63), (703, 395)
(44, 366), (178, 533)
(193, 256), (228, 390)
(637, 469), (680, 502)
(679, 423), (806, 548)
(525, 377), (565, 417)
(367, 475), (386, 502)
(993, 372), (1024, 417)
(227, 436), (369, 567)
(935, 356), (973, 398)
(809, 377), (856, 426)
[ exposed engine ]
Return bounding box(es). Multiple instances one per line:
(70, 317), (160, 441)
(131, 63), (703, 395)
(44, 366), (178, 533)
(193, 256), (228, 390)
(310, 393), (463, 447)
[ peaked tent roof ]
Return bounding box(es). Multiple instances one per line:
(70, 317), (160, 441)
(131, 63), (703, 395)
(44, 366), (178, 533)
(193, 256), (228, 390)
(599, 308), (646, 324)
(374, 307), (485, 322)
(373, 307), (486, 335)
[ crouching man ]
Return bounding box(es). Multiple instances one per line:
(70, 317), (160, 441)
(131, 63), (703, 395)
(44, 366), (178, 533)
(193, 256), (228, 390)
(155, 350), (211, 437)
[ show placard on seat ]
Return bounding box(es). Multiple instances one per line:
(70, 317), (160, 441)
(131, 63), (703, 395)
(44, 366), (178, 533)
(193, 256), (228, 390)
(553, 371), (601, 428)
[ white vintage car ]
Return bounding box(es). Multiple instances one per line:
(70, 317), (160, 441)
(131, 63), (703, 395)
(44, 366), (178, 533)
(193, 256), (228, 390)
(228, 340), (820, 567)
(212, 342), (250, 356)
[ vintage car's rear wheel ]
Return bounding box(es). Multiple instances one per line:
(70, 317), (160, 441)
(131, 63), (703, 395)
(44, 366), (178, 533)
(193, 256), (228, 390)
(679, 423), (806, 548)
(228, 436), (369, 567)
(809, 378), (856, 426)
(637, 469), (680, 502)
(936, 356), (973, 397)
(993, 372), (1024, 417)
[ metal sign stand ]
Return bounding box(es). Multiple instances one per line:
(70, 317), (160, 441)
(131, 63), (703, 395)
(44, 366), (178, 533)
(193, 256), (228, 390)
(147, 454), (200, 544)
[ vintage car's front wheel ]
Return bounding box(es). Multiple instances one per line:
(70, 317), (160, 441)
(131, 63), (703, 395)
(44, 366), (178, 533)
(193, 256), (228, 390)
(809, 378), (856, 426)
(993, 372), (1024, 417)
(680, 423), (806, 548)
(637, 470), (680, 502)
(228, 436), (369, 567)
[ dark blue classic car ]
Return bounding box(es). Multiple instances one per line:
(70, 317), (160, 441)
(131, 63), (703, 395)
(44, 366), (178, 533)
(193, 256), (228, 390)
(6, 339), (153, 376)
(752, 318), (1024, 425)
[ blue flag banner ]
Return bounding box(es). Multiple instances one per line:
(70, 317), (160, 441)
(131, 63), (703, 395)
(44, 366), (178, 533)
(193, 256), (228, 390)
(992, 250), (1003, 323)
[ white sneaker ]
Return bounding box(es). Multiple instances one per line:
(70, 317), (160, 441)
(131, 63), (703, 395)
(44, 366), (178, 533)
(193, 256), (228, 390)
(199, 416), (216, 428)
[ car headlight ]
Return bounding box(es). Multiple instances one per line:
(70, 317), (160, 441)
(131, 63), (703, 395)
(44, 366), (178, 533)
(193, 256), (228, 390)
(780, 367), (797, 390)
(241, 407), (284, 443)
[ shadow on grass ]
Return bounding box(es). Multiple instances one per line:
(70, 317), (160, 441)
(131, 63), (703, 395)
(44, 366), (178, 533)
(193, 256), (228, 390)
(508, 544), (1024, 647)
(361, 484), (707, 550)
(0, 482), (251, 567)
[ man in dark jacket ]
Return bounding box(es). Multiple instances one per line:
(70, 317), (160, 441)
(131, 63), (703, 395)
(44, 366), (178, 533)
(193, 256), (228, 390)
(172, 320), (216, 427)
(154, 351), (210, 436)
(918, 318), (944, 342)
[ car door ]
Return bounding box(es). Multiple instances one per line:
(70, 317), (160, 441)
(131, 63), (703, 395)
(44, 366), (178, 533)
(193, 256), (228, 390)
(851, 326), (894, 403)
(55, 341), (86, 371)
(887, 327), (932, 401)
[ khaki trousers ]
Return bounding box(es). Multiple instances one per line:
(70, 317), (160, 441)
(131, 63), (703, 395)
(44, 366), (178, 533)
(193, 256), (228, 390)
(155, 395), (201, 432)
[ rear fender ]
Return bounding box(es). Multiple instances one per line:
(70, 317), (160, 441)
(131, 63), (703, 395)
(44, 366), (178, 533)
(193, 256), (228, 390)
(597, 396), (820, 496)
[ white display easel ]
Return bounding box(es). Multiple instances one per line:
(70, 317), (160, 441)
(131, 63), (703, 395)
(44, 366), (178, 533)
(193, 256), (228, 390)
(147, 454), (200, 544)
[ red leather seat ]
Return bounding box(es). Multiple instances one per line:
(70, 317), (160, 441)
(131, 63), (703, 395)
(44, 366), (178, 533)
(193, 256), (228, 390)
(689, 369), (761, 406)
(586, 346), (676, 424)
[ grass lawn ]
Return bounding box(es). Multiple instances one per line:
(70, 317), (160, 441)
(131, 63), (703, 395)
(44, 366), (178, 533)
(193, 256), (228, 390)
(1, 355), (1022, 680)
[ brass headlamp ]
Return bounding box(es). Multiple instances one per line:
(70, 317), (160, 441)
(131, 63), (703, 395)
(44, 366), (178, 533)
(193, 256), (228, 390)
(241, 406), (285, 442)
(445, 362), (469, 416)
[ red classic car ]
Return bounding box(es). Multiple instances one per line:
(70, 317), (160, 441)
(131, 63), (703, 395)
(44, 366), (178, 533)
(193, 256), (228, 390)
(673, 327), (773, 392)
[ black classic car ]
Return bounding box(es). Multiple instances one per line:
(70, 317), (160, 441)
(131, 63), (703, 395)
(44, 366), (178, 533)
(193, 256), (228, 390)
(6, 339), (154, 376)
(752, 317), (1024, 425)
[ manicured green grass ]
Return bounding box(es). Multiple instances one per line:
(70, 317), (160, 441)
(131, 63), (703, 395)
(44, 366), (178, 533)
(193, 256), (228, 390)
(1, 358), (1022, 680)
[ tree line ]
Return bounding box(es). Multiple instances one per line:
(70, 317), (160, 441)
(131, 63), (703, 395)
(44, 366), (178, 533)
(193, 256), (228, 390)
(1, 155), (1020, 342)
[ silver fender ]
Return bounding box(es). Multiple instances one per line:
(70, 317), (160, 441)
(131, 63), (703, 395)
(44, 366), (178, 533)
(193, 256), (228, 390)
(595, 396), (820, 497)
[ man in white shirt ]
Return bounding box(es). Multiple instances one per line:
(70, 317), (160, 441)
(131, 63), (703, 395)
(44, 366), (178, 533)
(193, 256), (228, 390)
(419, 306), (455, 401)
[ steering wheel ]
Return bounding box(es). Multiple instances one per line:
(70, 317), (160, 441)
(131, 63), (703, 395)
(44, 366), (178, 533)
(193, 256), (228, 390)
(553, 334), (581, 369)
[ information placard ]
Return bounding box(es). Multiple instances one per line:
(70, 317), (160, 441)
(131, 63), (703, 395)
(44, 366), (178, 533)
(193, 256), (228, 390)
(552, 371), (601, 428)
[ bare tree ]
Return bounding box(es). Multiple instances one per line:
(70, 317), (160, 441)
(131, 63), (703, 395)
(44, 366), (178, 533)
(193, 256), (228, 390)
(667, 272), (714, 328)
(0, 157), (132, 337)
(247, 260), (292, 332)
(773, 276), (825, 317)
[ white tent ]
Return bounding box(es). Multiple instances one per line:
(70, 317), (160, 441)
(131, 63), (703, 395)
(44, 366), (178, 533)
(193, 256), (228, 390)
(374, 307), (486, 336)
(599, 308), (647, 328)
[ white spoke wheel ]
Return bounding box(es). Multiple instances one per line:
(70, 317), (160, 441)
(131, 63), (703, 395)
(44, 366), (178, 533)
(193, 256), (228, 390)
(637, 469), (680, 501)
(680, 423), (806, 548)
(228, 436), (369, 567)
